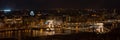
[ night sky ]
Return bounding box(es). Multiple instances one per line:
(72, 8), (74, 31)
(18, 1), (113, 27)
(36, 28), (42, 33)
(0, 0), (119, 9)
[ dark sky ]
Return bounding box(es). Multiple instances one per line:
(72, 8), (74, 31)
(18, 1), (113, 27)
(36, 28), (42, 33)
(0, 0), (119, 9)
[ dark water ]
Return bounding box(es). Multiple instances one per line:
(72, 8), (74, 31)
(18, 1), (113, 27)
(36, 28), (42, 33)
(0, 28), (79, 40)
(0, 27), (120, 40)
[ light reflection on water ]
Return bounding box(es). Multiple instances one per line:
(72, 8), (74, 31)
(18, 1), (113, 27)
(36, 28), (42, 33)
(0, 28), (78, 39)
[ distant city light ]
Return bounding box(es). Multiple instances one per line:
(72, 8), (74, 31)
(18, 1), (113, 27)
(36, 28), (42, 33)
(3, 9), (11, 13)
(30, 11), (35, 16)
(4, 9), (11, 12)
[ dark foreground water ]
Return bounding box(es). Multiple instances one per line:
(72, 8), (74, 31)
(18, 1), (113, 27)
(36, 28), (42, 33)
(0, 27), (120, 40)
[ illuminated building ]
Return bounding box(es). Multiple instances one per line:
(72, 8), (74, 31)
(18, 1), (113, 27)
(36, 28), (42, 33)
(30, 11), (35, 16)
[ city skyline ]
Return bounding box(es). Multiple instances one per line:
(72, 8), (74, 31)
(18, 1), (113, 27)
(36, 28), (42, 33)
(0, 0), (120, 40)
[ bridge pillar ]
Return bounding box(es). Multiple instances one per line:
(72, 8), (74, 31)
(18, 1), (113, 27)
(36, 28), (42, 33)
(96, 23), (104, 33)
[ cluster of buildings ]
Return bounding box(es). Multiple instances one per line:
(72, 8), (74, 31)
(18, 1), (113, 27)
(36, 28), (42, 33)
(0, 9), (119, 33)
